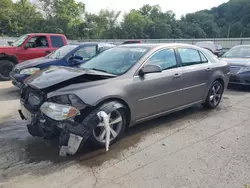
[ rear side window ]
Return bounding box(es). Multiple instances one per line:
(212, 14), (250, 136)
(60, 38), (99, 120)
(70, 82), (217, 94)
(178, 48), (207, 66)
(51, 36), (64, 48)
(199, 52), (208, 63)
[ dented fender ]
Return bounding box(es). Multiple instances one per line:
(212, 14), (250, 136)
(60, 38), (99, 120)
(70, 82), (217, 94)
(58, 101), (125, 155)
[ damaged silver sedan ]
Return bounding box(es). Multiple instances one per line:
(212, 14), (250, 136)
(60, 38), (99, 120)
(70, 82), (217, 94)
(19, 44), (230, 155)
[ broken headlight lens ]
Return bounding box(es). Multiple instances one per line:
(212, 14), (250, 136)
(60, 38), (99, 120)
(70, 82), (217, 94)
(20, 68), (40, 75)
(28, 92), (43, 108)
(48, 94), (87, 109)
(40, 102), (80, 121)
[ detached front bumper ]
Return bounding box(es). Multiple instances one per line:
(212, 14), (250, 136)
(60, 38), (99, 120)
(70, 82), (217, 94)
(19, 102), (99, 155)
(229, 72), (250, 85)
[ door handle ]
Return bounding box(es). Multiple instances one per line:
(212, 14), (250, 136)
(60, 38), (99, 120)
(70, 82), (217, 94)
(173, 73), (181, 79)
(45, 50), (51, 54)
(206, 68), (212, 72)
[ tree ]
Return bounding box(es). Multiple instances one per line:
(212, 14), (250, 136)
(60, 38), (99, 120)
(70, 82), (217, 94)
(1, 0), (250, 39)
(0, 0), (14, 36)
(121, 10), (153, 39)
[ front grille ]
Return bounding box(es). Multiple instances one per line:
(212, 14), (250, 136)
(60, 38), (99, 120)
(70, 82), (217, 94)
(21, 86), (45, 111)
(230, 66), (242, 74)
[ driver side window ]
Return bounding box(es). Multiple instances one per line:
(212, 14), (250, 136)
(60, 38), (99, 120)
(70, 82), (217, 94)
(146, 49), (177, 70)
(26, 36), (48, 48)
(74, 46), (97, 59)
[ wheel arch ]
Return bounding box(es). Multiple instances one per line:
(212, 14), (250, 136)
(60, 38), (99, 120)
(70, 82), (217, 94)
(214, 77), (225, 89)
(0, 53), (19, 64)
(95, 97), (131, 128)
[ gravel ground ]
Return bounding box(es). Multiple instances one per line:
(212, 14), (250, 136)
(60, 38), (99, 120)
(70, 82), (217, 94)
(0, 81), (249, 188)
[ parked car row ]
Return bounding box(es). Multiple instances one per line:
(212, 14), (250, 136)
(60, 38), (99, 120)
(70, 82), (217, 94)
(9, 42), (115, 88)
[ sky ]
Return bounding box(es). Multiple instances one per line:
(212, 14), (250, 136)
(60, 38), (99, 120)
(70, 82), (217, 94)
(81, 0), (229, 19)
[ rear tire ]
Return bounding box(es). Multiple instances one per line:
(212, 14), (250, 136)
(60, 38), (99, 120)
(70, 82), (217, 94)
(203, 80), (223, 109)
(0, 60), (15, 81)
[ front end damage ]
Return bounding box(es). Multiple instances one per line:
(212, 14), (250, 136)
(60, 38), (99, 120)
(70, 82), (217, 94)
(19, 86), (100, 156)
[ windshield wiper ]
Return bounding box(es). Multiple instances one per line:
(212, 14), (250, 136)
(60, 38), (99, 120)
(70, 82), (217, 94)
(90, 68), (108, 73)
(87, 68), (117, 76)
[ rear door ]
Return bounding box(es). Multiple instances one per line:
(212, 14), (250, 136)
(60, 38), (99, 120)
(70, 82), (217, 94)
(131, 48), (185, 121)
(176, 48), (212, 105)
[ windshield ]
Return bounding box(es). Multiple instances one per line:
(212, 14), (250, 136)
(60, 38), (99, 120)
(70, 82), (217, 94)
(80, 47), (149, 75)
(222, 46), (250, 58)
(46, 45), (78, 59)
(11, 34), (28, 47)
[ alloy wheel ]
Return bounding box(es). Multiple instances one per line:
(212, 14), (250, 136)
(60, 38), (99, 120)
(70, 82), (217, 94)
(209, 82), (223, 107)
(93, 110), (123, 143)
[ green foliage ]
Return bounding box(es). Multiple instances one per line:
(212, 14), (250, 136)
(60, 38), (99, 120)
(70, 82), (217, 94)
(0, 0), (250, 39)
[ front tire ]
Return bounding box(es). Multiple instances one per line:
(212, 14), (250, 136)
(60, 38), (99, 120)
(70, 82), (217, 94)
(203, 80), (223, 109)
(0, 60), (15, 81)
(89, 105), (127, 148)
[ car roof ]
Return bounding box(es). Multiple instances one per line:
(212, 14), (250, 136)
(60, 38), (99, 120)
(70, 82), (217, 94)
(68, 42), (115, 47)
(233, 45), (250, 48)
(27, 33), (66, 36)
(118, 43), (200, 49)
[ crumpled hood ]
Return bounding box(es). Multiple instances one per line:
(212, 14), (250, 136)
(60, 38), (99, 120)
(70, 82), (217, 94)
(220, 58), (250, 66)
(15, 57), (57, 70)
(26, 66), (114, 90)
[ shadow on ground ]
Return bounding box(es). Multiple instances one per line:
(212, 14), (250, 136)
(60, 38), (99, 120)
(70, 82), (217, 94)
(227, 84), (250, 92)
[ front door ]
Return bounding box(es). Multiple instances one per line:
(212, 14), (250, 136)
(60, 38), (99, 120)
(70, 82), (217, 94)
(17, 35), (51, 62)
(176, 48), (212, 105)
(131, 48), (184, 121)
(67, 45), (98, 66)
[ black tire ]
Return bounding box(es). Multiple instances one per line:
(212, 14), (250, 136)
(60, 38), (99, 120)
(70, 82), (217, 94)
(203, 80), (224, 109)
(0, 60), (15, 81)
(88, 103), (127, 148)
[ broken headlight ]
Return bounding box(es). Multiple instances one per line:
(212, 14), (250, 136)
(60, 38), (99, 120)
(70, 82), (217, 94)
(48, 94), (88, 110)
(28, 92), (44, 109)
(20, 68), (40, 75)
(40, 102), (80, 121)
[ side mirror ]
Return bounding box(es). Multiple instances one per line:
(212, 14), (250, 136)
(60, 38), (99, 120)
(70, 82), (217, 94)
(69, 55), (85, 65)
(98, 47), (104, 53)
(139, 64), (162, 75)
(24, 43), (32, 49)
(8, 41), (13, 46)
(74, 55), (83, 60)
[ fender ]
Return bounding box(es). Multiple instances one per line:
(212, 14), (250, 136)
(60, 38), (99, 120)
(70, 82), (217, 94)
(0, 53), (18, 64)
(58, 101), (125, 155)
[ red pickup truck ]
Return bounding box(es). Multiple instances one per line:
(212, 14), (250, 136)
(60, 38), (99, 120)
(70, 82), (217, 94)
(0, 33), (68, 80)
